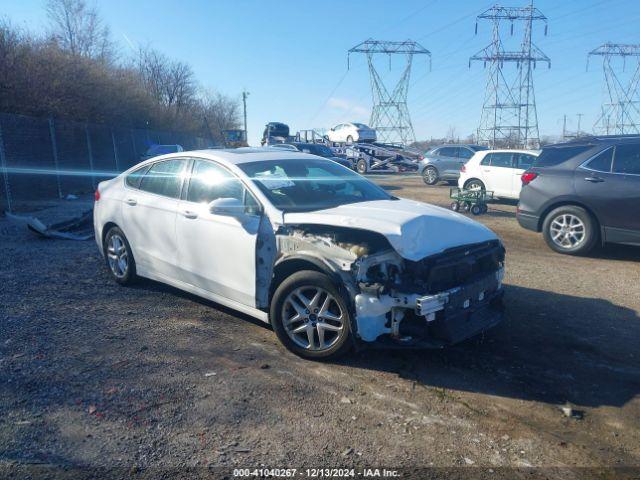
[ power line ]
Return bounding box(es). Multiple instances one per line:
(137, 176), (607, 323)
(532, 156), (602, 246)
(588, 43), (640, 134)
(348, 39), (431, 145)
(470, 2), (550, 149)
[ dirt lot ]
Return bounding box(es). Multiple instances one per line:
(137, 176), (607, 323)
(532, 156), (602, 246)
(1, 175), (639, 479)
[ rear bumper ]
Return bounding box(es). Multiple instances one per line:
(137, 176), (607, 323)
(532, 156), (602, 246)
(516, 210), (540, 232)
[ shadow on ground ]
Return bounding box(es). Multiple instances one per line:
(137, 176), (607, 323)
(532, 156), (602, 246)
(342, 284), (640, 409)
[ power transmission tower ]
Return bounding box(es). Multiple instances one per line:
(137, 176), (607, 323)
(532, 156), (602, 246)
(470, 2), (549, 149)
(348, 39), (430, 145)
(588, 43), (640, 135)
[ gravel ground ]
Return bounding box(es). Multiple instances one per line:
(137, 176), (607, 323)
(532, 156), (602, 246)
(1, 176), (639, 479)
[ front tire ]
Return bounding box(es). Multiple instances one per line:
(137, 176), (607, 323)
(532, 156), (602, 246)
(422, 166), (439, 185)
(346, 135), (354, 145)
(270, 271), (353, 360)
(103, 226), (137, 285)
(356, 159), (368, 174)
(542, 206), (598, 255)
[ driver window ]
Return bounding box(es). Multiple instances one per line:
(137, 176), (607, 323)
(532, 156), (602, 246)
(187, 160), (255, 210)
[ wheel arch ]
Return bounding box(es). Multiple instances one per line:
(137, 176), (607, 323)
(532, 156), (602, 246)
(269, 255), (357, 323)
(463, 177), (485, 189)
(101, 221), (119, 248)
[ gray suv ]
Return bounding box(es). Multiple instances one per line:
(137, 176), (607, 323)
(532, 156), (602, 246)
(420, 144), (488, 185)
(517, 135), (640, 255)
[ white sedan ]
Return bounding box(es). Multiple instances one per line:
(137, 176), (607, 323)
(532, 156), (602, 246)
(326, 122), (376, 144)
(458, 149), (540, 199)
(94, 149), (505, 359)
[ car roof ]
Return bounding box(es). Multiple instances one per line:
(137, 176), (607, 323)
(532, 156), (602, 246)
(189, 148), (321, 165)
(480, 149), (539, 154)
(433, 144), (483, 148)
(547, 134), (640, 148)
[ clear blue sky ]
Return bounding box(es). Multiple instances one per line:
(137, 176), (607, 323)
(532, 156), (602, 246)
(4, 0), (640, 145)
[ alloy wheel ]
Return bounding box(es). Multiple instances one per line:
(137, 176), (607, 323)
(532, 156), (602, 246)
(281, 286), (345, 351)
(107, 233), (128, 278)
(424, 168), (438, 184)
(550, 214), (585, 249)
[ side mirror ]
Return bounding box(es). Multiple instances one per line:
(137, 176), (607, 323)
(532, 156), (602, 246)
(208, 197), (245, 217)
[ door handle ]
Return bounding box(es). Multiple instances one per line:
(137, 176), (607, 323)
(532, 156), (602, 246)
(125, 198), (137, 206)
(584, 177), (604, 183)
(182, 210), (198, 219)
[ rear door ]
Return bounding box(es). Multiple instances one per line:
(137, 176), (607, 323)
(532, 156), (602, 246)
(437, 147), (459, 177)
(482, 152), (514, 196)
(121, 158), (188, 277)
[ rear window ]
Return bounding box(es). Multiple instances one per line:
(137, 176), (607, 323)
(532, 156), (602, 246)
(125, 165), (149, 189)
(613, 144), (640, 175)
(584, 147), (613, 173)
(534, 145), (592, 167)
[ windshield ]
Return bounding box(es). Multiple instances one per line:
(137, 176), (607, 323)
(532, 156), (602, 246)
(352, 123), (368, 129)
(238, 159), (392, 212)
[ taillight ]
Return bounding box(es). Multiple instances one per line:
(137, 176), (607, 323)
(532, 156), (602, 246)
(94, 188), (100, 201)
(521, 171), (538, 185)
(460, 164), (466, 172)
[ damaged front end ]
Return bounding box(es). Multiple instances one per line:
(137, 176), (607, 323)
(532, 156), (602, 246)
(273, 224), (505, 349)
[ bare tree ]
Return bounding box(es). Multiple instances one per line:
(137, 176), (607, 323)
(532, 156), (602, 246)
(46, 0), (113, 62)
(137, 47), (196, 123)
(201, 91), (241, 143)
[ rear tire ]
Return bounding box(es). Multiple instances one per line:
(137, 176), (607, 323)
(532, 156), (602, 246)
(465, 179), (485, 191)
(346, 135), (354, 145)
(356, 159), (368, 174)
(103, 226), (137, 285)
(422, 166), (439, 185)
(542, 206), (598, 255)
(270, 271), (353, 360)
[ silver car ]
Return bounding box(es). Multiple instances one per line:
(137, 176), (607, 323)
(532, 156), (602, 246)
(419, 144), (488, 185)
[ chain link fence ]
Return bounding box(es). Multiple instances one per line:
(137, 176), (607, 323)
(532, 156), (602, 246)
(0, 112), (210, 212)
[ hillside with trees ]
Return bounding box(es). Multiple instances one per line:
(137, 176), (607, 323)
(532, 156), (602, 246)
(0, 0), (239, 143)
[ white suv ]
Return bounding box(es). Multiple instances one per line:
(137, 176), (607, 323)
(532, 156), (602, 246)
(458, 149), (539, 199)
(94, 149), (505, 359)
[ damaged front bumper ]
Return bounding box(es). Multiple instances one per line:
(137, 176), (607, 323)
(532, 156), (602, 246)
(354, 267), (505, 349)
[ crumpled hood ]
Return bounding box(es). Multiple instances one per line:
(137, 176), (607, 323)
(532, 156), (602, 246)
(283, 198), (499, 261)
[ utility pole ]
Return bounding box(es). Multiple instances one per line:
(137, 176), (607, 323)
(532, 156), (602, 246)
(470, 2), (549, 149)
(576, 113), (584, 137)
(562, 114), (567, 140)
(242, 90), (249, 144)
(588, 43), (640, 135)
(348, 39), (431, 145)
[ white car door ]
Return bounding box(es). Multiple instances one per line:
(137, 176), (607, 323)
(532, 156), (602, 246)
(121, 158), (187, 277)
(335, 124), (347, 143)
(176, 159), (261, 307)
(481, 152), (515, 197)
(511, 153), (536, 198)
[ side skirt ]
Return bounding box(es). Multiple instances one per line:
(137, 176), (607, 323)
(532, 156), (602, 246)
(137, 267), (270, 324)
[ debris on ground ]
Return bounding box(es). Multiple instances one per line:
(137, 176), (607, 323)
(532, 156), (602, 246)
(561, 405), (584, 420)
(6, 209), (93, 240)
